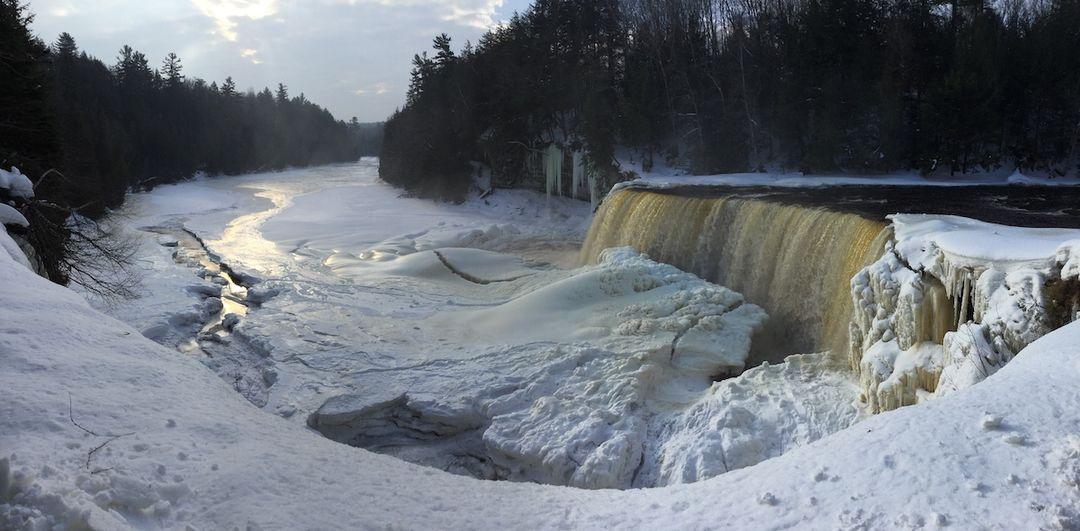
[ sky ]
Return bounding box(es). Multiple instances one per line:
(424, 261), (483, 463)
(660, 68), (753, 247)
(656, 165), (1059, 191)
(28, 0), (532, 122)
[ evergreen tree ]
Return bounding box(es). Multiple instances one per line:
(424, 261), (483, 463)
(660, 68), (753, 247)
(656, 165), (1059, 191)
(433, 33), (455, 68)
(0, 0), (56, 175)
(382, 0), (1080, 194)
(221, 76), (237, 97)
(161, 52), (183, 88)
(53, 32), (76, 59)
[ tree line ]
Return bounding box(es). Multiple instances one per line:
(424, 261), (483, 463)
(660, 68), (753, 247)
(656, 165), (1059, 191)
(1, 0), (381, 288)
(381, 0), (1080, 198)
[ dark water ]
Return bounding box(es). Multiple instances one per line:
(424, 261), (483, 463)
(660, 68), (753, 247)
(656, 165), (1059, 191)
(631, 184), (1080, 227)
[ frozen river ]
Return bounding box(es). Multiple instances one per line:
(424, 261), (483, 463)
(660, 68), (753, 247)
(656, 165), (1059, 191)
(100, 159), (860, 488)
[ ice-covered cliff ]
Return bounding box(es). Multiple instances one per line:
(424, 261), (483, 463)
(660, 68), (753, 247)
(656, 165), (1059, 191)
(851, 215), (1080, 412)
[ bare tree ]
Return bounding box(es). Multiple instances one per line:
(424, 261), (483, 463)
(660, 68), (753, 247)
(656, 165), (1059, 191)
(22, 169), (142, 304)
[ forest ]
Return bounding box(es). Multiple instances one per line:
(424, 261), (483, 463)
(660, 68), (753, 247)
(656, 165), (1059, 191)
(381, 0), (1080, 197)
(1, 0), (380, 287)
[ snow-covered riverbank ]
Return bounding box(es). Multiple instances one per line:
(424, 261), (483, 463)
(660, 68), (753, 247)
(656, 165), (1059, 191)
(2, 160), (1079, 528)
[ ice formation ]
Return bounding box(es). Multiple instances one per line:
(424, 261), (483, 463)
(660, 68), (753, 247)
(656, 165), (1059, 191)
(571, 150), (584, 199)
(98, 163), (856, 490)
(569, 149), (600, 209)
(544, 144), (563, 197)
(851, 215), (1080, 412)
(311, 247), (771, 488)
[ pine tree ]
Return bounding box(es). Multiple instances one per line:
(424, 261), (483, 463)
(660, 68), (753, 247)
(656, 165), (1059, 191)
(221, 76), (237, 97)
(0, 0), (58, 175)
(276, 83), (288, 103)
(160, 52), (183, 88)
(406, 52), (433, 105)
(53, 32), (77, 59)
(114, 45), (154, 92)
(433, 33), (455, 68)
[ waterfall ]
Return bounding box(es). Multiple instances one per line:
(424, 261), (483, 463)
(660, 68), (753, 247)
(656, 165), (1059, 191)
(581, 189), (890, 360)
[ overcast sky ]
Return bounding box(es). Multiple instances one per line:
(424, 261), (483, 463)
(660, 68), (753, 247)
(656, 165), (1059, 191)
(28, 0), (531, 122)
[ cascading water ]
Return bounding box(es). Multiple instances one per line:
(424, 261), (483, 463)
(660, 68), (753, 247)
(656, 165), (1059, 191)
(581, 188), (890, 361)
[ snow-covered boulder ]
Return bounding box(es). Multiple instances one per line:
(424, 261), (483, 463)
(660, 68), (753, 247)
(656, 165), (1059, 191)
(0, 166), (34, 199)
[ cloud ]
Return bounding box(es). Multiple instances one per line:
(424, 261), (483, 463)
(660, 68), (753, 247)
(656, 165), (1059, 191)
(240, 48), (263, 64)
(441, 0), (503, 29)
(31, 0), (529, 121)
(332, 0), (505, 29)
(191, 0), (279, 41)
(354, 82), (390, 96)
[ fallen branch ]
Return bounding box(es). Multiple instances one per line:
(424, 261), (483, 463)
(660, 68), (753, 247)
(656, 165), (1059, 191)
(68, 392), (136, 470)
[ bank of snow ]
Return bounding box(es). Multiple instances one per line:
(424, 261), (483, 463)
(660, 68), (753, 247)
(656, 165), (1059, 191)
(2, 225), (1080, 528)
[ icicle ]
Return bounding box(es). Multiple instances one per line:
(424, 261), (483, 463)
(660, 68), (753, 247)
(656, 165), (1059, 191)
(957, 274), (972, 328)
(572, 151), (584, 200)
(543, 147), (553, 197)
(542, 144), (563, 197)
(553, 145), (563, 196)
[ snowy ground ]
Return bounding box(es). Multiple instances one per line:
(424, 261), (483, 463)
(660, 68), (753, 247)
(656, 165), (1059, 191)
(2, 160), (1079, 528)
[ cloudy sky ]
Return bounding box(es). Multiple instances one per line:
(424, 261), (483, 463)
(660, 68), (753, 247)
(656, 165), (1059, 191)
(29, 0), (531, 122)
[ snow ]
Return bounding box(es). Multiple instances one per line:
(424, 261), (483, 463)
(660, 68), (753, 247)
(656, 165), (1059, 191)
(0, 204), (28, 228)
(611, 156), (1080, 192)
(3, 214), (1080, 527)
(0, 167), (31, 229)
(0, 166), (34, 199)
(0, 227), (31, 269)
(891, 214), (1080, 272)
(851, 214), (1080, 413)
(94, 160), (849, 490)
(5, 159), (1079, 528)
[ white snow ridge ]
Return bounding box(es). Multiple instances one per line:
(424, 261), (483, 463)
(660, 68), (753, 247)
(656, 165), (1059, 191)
(3, 161), (1080, 529)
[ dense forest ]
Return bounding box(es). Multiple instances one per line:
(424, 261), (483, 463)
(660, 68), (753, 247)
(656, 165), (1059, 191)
(381, 0), (1080, 197)
(0, 0), (379, 288)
